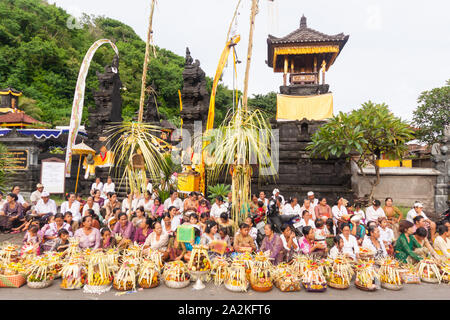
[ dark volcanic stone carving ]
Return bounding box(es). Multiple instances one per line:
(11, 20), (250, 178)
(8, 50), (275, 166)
(86, 55), (123, 152)
(180, 47), (210, 138)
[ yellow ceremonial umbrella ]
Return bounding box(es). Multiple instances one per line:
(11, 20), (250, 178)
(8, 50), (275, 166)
(72, 141), (96, 193)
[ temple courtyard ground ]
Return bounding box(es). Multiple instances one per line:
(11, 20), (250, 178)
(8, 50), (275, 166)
(1, 233), (448, 300)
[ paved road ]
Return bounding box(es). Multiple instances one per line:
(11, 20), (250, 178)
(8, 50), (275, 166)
(1, 233), (449, 300)
(0, 278), (449, 300)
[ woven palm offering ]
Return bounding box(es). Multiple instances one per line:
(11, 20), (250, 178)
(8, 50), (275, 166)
(318, 258), (333, 282)
(26, 257), (54, 289)
(0, 243), (20, 264)
(327, 255), (353, 289)
(224, 261), (249, 292)
(0, 261), (27, 288)
(188, 245), (211, 272)
(44, 251), (64, 279)
(302, 261), (327, 292)
(417, 258), (442, 284)
(60, 257), (86, 290)
(378, 258), (402, 290)
(211, 256), (229, 286)
(359, 247), (375, 260)
(440, 260), (450, 284)
(105, 248), (120, 267)
(233, 252), (253, 280)
(83, 252), (113, 294)
(19, 243), (38, 265)
(66, 238), (81, 258)
(354, 261), (377, 291)
(113, 258), (139, 291)
(291, 254), (312, 278)
(123, 242), (143, 260)
(249, 252), (273, 292)
(398, 263), (420, 284)
(163, 261), (190, 288)
(138, 259), (160, 289)
(273, 263), (301, 292)
(143, 249), (164, 270)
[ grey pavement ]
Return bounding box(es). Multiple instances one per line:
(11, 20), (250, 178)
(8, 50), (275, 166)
(1, 233), (449, 300)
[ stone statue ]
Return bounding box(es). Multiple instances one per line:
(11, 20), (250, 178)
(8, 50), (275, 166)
(433, 125), (450, 214)
(180, 48), (210, 141)
(185, 47), (193, 65)
(431, 142), (442, 156)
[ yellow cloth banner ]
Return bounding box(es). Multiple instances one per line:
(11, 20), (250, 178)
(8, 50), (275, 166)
(273, 45), (339, 69)
(276, 93), (333, 121)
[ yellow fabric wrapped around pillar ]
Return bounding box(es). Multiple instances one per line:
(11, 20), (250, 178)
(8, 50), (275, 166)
(276, 93), (333, 121)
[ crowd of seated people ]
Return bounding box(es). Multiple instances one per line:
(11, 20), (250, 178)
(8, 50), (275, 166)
(1, 179), (448, 266)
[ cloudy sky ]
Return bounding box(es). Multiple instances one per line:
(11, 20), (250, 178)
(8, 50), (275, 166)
(49, 0), (449, 120)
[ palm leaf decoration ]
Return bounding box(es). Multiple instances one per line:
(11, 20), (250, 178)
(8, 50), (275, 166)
(205, 106), (276, 230)
(105, 122), (169, 196)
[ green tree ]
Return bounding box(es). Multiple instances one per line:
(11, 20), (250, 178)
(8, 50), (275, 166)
(307, 101), (414, 200)
(412, 80), (450, 145)
(248, 92), (277, 118)
(18, 96), (42, 121)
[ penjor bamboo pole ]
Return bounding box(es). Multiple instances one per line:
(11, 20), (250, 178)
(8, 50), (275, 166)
(138, 0), (156, 122)
(242, 0), (258, 111)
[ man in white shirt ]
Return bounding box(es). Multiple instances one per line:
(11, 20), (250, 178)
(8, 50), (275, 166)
(307, 191), (319, 212)
(210, 196), (227, 220)
(406, 202), (436, 237)
(32, 191), (57, 222)
(272, 188), (285, 205)
(282, 197), (301, 217)
(30, 183), (44, 206)
(365, 200), (386, 223)
(90, 177), (103, 196)
(164, 191), (183, 213)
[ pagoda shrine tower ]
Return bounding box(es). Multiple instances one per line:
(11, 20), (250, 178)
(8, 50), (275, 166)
(268, 15), (348, 96)
(256, 15), (352, 203)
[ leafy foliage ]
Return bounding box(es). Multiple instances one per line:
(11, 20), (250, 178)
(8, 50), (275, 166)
(207, 184), (231, 201)
(412, 80), (450, 145)
(248, 92), (277, 118)
(18, 96), (42, 121)
(307, 101), (414, 200)
(0, 0), (237, 126)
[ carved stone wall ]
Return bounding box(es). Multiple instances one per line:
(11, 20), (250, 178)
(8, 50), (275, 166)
(180, 48), (210, 141)
(253, 119), (353, 204)
(86, 55), (123, 152)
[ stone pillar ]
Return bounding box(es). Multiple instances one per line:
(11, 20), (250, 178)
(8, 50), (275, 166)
(433, 125), (450, 214)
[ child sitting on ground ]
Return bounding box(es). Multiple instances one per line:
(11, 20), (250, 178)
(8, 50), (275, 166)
(21, 225), (40, 255)
(314, 219), (328, 248)
(100, 228), (117, 249)
(51, 229), (70, 253)
(218, 227), (233, 254)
